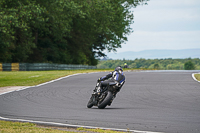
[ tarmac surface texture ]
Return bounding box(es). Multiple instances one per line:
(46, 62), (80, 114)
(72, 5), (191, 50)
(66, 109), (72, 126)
(0, 71), (200, 133)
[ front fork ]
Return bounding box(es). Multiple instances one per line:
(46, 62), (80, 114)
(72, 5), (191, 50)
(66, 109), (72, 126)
(92, 89), (107, 106)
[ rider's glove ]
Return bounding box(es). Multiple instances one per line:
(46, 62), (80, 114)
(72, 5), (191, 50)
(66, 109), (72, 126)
(97, 78), (101, 82)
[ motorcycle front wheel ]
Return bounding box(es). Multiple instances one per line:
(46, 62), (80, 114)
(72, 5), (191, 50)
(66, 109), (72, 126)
(98, 91), (113, 109)
(87, 95), (94, 108)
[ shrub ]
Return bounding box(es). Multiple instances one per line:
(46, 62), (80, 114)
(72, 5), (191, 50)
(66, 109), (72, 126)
(184, 61), (195, 70)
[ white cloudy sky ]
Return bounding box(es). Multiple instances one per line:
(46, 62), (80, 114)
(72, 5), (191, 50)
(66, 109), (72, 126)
(109, 0), (200, 53)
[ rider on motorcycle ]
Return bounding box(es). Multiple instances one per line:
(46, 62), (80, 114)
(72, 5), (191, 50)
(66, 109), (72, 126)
(96, 66), (125, 95)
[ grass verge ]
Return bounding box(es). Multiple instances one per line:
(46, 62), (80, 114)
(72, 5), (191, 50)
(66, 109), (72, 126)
(0, 120), (126, 133)
(0, 69), (112, 87)
(0, 120), (70, 133)
(194, 74), (200, 81)
(0, 68), (143, 87)
(77, 127), (127, 133)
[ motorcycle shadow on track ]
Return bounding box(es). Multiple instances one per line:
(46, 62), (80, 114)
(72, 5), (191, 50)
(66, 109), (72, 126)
(87, 107), (127, 110)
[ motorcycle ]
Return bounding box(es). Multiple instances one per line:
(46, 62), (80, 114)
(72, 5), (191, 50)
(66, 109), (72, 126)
(87, 80), (124, 109)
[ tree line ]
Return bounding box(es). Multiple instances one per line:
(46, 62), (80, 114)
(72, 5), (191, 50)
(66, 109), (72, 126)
(97, 58), (200, 70)
(0, 0), (148, 65)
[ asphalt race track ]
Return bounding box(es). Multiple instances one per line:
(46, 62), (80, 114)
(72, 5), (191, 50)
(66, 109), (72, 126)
(0, 71), (200, 133)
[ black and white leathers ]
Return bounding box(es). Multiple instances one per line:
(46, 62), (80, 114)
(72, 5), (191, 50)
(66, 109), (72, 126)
(99, 70), (125, 89)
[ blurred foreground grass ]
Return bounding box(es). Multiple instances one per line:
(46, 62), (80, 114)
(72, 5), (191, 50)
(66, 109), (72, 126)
(0, 120), (69, 133)
(0, 120), (125, 133)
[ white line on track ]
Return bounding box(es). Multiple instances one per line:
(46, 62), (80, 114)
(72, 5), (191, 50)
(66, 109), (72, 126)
(0, 116), (163, 133)
(0, 73), (81, 96)
(192, 73), (200, 83)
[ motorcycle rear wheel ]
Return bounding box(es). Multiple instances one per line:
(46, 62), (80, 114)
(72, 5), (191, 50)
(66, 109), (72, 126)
(98, 91), (113, 109)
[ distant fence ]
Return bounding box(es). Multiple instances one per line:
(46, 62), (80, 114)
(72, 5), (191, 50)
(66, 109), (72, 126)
(0, 63), (97, 71)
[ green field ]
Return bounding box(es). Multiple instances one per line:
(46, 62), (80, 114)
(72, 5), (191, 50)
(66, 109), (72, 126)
(0, 69), (113, 87)
(0, 68), (141, 87)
